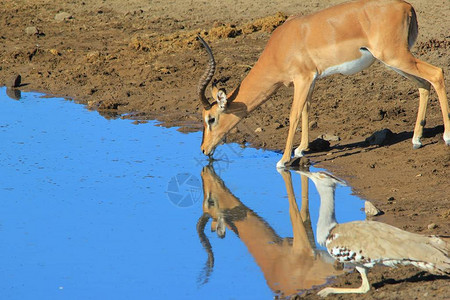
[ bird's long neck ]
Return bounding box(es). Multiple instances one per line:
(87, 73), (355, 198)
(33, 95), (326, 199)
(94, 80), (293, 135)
(316, 184), (338, 247)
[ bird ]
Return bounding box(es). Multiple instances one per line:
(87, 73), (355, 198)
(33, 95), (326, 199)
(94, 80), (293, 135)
(298, 170), (450, 297)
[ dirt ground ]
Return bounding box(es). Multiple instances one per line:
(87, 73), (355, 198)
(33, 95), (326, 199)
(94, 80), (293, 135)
(1, 0), (449, 298)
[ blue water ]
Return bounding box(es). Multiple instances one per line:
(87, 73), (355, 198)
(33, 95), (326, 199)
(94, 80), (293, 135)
(0, 88), (364, 299)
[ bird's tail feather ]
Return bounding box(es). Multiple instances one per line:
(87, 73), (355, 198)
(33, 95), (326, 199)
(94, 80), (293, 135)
(427, 236), (449, 275)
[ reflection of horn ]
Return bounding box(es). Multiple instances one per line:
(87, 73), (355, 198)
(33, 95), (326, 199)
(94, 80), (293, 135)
(197, 35), (215, 109)
(196, 212), (214, 285)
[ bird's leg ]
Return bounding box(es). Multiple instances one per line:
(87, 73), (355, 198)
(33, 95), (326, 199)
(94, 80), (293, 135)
(318, 266), (370, 297)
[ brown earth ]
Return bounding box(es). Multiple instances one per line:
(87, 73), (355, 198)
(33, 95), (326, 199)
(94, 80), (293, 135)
(0, 0), (449, 298)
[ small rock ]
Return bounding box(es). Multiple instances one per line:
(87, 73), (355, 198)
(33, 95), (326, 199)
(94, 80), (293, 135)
(86, 51), (101, 62)
(309, 120), (318, 129)
(365, 201), (383, 217)
(273, 122), (283, 129)
(365, 128), (394, 146)
(55, 12), (73, 22)
(8, 74), (21, 88)
(427, 223), (437, 230)
(370, 109), (386, 121)
(159, 67), (171, 74)
(25, 26), (39, 35)
(309, 138), (330, 151)
(254, 127), (263, 133)
(49, 49), (60, 56)
(319, 133), (340, 142)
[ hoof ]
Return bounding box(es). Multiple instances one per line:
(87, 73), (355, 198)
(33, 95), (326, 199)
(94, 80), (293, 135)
(444, 132), (450, 146)
(294, 147), (305, 157)
(412, 143), (422, 149)
(276, 160), (287, 169)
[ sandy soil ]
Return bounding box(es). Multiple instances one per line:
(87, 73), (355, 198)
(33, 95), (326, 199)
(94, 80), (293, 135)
(1, 0), (449, 298)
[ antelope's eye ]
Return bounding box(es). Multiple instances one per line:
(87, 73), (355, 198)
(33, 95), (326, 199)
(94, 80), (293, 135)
(208, 117), (215, 125)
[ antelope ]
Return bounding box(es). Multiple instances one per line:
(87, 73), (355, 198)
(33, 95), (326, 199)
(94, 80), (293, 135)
(197, 0), (450, 168)
(299, 170), (449, 296)
(197, 165), (344, 297)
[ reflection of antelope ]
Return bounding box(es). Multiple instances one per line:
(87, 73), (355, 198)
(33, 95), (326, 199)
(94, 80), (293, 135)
(197, 165), (343, 297)
(197, 0), (450, 168)
(300, 171), (450, 297)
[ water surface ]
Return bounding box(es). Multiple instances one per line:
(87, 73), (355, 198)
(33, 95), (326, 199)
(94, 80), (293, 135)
(0, 88), (364, 299)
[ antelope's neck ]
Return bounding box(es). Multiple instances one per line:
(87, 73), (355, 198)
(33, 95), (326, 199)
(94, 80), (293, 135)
(228, 57), (282, 114)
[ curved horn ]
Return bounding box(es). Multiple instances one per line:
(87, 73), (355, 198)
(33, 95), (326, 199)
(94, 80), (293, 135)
(196, 212), (214, 285)
(197, 35), (216, 109)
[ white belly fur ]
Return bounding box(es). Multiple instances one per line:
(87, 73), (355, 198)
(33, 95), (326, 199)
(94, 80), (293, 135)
(318, 48), (375, 78)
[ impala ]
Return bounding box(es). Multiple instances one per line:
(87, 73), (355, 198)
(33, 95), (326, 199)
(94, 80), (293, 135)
(197, 0), (450, 168)
(197, 165), (343, 296)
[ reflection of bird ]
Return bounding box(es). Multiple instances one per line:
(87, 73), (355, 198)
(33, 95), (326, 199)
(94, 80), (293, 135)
(300, 171), (450, 297)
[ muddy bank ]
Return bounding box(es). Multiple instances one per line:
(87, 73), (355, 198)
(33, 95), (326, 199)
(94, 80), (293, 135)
(0, 0), (449, 298)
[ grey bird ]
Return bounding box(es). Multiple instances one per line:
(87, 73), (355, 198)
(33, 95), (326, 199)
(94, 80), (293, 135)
(298, 170), (449, 297)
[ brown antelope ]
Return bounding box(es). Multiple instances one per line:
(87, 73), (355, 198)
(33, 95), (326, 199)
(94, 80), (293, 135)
(299, 170), (449, 296)
(197, 0), (450, 168)
(197, 165), (344, 297)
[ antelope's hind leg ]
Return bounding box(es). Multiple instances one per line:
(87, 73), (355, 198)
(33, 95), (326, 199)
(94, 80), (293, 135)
(388, 67), (431, 149)
(380, 51), (450, 147)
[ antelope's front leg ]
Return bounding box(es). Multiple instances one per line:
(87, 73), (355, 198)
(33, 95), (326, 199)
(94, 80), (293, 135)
(294, 101), (310, 157)
(277, 77), (315, 169)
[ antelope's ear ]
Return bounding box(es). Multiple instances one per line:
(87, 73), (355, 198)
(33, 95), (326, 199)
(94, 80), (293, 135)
(211, 85), (227, 110)
(216, 89), (227, 110)
(216, 215), (226, 238)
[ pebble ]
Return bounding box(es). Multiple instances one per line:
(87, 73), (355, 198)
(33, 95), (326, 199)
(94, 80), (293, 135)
(427, 223), (437, 230)
(365, 128), (394, 146)
(318, 133), (340, 142)
(365, 201), (383, 217)
(254, 127), (263, 133)
(25, 26), (39, 35)
(55, 12), (72, 22)
(370, 109), (386, 121)
(49, 49), (60, 56)
(309, 120), (318, 129)
(273, 122), (283, 129)
(86, 51), (100, 62)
